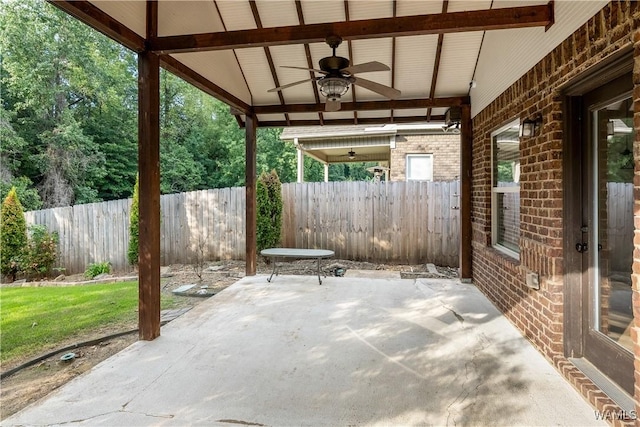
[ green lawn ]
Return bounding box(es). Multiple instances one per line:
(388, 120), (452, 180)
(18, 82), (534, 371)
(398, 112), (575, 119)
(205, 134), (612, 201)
(0, 281), (179, 364)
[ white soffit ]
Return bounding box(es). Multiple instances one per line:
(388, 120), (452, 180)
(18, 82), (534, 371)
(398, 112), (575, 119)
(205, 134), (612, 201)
(257, 113), (286, 123)
(358, 110), (394, 119)
(299, 0), (345, 24)
(171, 52), (252, 105)
(396, 0), (443, 16)
(436, 32), (484, 97)
(348, 0), (393, 20)
(158, 1), (223, 36)
(91, 1), (146, 37)
(471, 0), (610, 117)
(235, 48), (280, 105)
(393, 108), (428, 118)
(255, 0), (299, 27)
(215, 0), (257, 31)
(395, 35), (438, 98)
(448, 0), (492, 12)
(289, 112), (322, 121)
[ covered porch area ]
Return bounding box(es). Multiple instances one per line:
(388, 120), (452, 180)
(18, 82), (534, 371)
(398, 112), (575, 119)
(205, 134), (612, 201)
(3, 274), (602, 426)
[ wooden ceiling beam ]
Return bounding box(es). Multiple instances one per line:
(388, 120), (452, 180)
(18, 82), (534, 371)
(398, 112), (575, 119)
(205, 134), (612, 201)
(255, 116), (446, 128)
(426, 0), (449, 122)
(295, 0), (324, 126)
(48, 0), (145, 53)
(253, 96), (468, 114)
(151, 4), (553, 54)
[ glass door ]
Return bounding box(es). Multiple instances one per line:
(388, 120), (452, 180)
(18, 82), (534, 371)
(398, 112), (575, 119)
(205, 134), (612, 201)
(582, 77), (634, 395)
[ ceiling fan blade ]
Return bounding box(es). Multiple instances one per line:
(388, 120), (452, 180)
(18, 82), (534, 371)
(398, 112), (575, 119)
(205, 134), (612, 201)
(342, 61), (390, 75)
(280, 65), (328, 75)
(325, 99), (341, 112)
(268, 78), (317, 93)
(353, 77), (401, 99)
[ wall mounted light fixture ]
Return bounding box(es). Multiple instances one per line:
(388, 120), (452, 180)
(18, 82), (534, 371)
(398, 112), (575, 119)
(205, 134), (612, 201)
(519, 115), (542, 138)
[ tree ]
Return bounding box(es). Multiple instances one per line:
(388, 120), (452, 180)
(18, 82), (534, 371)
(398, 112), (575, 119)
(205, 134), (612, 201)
(0, 187), (27, 280)
(127, 175), (139, 266)
(256, 170), (283, 252)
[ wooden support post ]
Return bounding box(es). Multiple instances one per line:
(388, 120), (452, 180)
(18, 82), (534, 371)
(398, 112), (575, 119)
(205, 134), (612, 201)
(138, 0), (160, 341)
(245, 113), (257, 276)
(459, 104), (472, 281)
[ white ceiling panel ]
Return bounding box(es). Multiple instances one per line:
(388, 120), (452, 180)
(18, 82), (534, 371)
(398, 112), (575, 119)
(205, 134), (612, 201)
(396, 0), (443, 16)
(256, 0), (299, 27)
(269, 45), (318, 104)
(448, 0), (492, 12)
(257, 114), (287, 123)
(299, 0), (345, 25)
(430, 107), (449, 117)
(91, 1), (146, 37)
(395, 35), (438, 98)
(158, 1), (224, 36)
(234, 48), (281, 105)
(289, 113), (323, 121)
(357, 110), (393, 119)
(350, 38), (394, 101)
(323, 111), (357, 120)
(348, 0), (393, 20)
(170, 52), (252, 105)
(472, 0), (609, 116)
(435, 32), (484, 97)
(215, 0), (257, 31)
(393, 108), (428, 118)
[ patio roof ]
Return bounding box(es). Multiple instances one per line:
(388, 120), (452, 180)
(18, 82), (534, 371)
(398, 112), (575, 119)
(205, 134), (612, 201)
(50, 0), (607, 127)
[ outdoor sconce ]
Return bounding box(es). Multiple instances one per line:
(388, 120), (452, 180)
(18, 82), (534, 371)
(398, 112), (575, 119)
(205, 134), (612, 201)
(519, 115), (542, 138)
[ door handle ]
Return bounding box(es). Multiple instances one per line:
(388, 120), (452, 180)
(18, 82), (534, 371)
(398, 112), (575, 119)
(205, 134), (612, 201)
(576, 242), (588, 253)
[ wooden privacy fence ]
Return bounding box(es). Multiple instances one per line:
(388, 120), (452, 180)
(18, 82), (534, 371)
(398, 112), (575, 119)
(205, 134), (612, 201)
(281, 181), (461, 266)
(24, 182), (461, 274)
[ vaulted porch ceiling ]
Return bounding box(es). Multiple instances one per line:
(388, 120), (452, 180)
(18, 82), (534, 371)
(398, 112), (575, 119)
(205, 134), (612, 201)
(50, 0), (558, 128)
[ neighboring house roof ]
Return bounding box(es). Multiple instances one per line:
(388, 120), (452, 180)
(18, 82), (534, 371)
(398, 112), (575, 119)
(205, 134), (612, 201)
(280, 123), (448, 141)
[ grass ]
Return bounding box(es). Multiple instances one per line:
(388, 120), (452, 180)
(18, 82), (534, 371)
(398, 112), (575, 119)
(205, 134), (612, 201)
(0, 281), (179, 365)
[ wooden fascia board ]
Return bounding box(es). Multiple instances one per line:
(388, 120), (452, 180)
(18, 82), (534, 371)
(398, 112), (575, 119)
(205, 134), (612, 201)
(150, 4), (553, 54)
(253, 97), (469, 114)
(160, 55), (251, 115)
(48, 0), (146, 53)
(256, 115), (446, 128)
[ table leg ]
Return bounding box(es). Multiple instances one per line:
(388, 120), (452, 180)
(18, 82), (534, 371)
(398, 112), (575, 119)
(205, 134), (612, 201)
(267, 257), (278, 282)
(317, 257), (322, 285)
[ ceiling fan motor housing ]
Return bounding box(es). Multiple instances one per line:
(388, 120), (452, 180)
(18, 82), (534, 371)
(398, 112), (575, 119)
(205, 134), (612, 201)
(320, 56), (350, 74)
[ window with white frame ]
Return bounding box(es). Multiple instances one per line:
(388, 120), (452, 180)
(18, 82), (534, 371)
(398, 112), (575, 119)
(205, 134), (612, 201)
(492, 120), (520, 258)
(406, 154), (434, 181)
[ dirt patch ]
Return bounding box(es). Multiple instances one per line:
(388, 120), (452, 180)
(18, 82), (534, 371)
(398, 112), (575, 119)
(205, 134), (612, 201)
(0, 260), (457, 420)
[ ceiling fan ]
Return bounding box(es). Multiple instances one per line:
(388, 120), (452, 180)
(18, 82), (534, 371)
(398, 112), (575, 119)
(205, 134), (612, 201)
(268, 35), (401, 112)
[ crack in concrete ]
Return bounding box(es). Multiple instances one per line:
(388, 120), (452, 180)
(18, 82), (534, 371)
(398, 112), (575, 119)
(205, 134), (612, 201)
(217, 419), (266, 426)
(445, 332), (490, 426)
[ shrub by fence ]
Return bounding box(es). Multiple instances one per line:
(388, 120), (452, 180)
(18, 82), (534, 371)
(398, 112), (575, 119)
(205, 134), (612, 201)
(24, 181), (462, 274)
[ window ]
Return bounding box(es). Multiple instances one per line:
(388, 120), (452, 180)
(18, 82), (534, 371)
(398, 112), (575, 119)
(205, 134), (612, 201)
(491, 120), (520, 258)
(406, 154), (433, 181)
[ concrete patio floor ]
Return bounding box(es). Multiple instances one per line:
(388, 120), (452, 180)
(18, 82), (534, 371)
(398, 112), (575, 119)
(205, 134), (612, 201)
(3, 275), (603, 426)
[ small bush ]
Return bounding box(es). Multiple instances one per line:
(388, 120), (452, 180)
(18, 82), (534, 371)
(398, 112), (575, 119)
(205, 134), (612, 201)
(127, 175), (139, 266)
(23, 224), (59, 278)
(257, 170), (283, 252)
(84, 262), (111, 279)
(0, 187), (27, 280)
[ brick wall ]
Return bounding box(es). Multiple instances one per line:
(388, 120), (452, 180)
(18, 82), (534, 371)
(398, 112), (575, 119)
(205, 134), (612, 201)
(471, 2), (639, 424)
(390, 133), (460, 181)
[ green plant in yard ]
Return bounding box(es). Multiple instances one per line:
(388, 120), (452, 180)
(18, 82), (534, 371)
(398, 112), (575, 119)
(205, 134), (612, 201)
(256, 170), (283, 252)
(84, 261), (111, 279)
(23, 224), (59, 278)
(1, 187), (27, 281)
(0, 281), (180, 364)
(127, 174), (139, 265)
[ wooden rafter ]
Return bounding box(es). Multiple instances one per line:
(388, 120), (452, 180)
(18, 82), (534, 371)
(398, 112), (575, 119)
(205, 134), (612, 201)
(249, 1), (290, 126)
(426, 0), (449, 122)
(295, 0), (324, 126)
(151, 4), (553, 54)
(343, 0), (358, 124)
(390, 0), (397, 122)
(253, 96), (468, 114)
